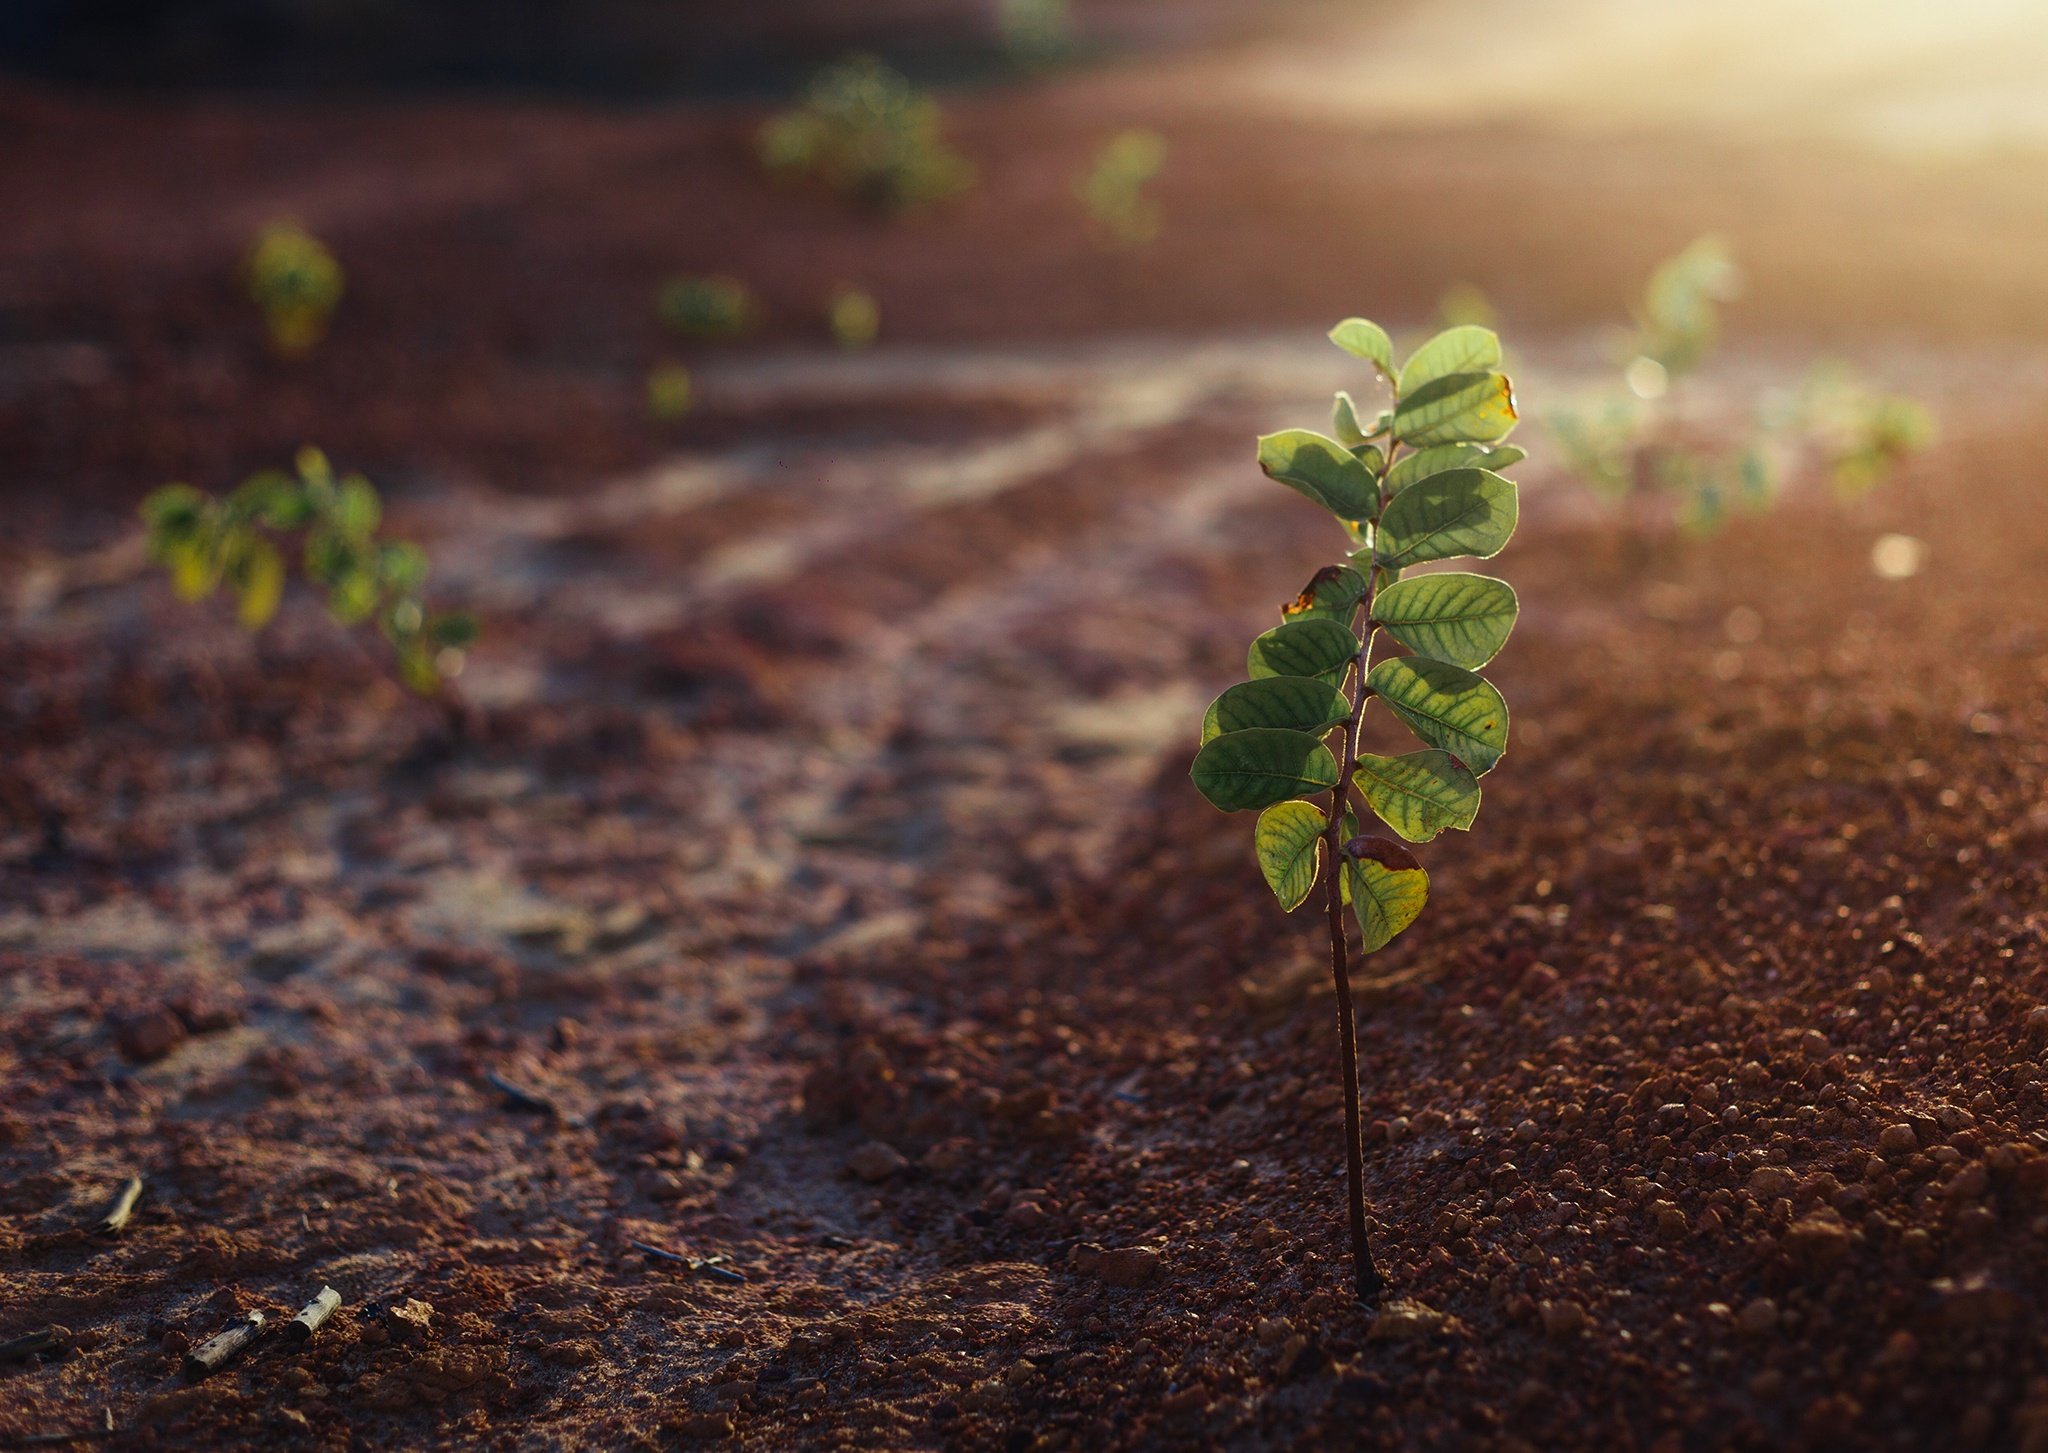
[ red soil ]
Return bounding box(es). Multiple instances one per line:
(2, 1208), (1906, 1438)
(5, 41), (2048, 1453)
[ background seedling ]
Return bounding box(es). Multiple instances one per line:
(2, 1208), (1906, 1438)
(1434, 282), (1500, 333)
(829, 286), (880, 349)
(1078, 130), (1167, 248)
(1549, 237), (1931, 532)
(758, 54), (973, 214)
(1001, 0), (1074, 68)
(658, 275), (755, 341)
(141, 447), (475, 695)
(1192, 317), (1524, 1302)
(647, 361), (694, 422)
(245, 222), (342, 355)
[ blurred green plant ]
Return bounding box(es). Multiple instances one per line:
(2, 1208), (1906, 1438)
(1000, 0), (1074, 67)
(759, 55), (973, 214)
(1547, 238), (1931, 531)
(1791, 361), (1935, 498)
(1632, 235), (1741, 379)
(647, 361), (694, 422)
(246, 223), (343, 355)
(1078, 130), (1166, 247)
(658, 275), (755, 340)
(141, 448), (475, 694)
(829, 287), (880, 350)
(1193, 317), (1524, 1304)
(1434, 283), (1499, 332)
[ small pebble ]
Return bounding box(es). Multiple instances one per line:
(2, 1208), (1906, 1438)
(845, 1142), (908, 1183)
(1070, 1243), (1162, 1289)
(1736, 1298), (1778, 1336)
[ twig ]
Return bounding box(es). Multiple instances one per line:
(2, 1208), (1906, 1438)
(486, 1072), (559, 1118)
(0, 1411), (118, 1449)
(629, 1239), (748, 1284)
(0, 1327), (70, 1363)
(285, 1287), (340, 1344)
(182, 1312), (263, 1381)
(95, 1178), (143, 1237)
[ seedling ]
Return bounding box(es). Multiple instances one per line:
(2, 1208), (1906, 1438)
(647, 361), (694, 422)
(1192, 318), (1524, 1302)
(658, 275), (755, 341)
(829, 286), (880, 350)
(246, 223), (343, 356)
(1549, 237), (1930, 531)
(1078, 130), (1166, 248)
(141, 448), (475, 695)
(1789, 361), (1934, 499)
(1434, 282), (1499, 333)
(1001, 0), (1074, 68)
(759, 54), (973, 214)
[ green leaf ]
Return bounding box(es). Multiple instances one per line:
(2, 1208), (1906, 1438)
(1247, 617), (1359, 688)
(1328, 318), (1394, 378)
(1190, 728), (1342, 812)
(141, 485), (208, 547)
(327, 567), (380, 624)
(233, 538), (285, 629)
(1332, 391), (1367, 447)
(1367, 657), (1510, 775)
(1336, 807), (1361, 904)
(167, 540), (218, 600)
(1352, 749), (1481, 842)
(1256, 430), (1380, 521)
(303, 529), (359, 588)
(429, 611), (479, 648)
(1385, 442), (1525, 495)
(397, 643), (442, 695)
(1393, 372), (1518, 447)
(1345, 845), (1430, 953)
(379, 541), (429, 592)
(1399, 325), (1501, 394)
(1254, 801), (1327, 910)
(1370, 572), (1518, 668)
(1374, 469), (1518, 568)
(295, 446), (334, 488)
(1201, 677), (1350, 744)
(233, 469), (312, 528)
(335, 476), (381, 538)
(1281, 564), (1366, 624)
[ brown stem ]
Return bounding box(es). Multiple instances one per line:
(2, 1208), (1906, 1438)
(1322, 847), (1382, 1303)
(1318, 442), (1398, 1307)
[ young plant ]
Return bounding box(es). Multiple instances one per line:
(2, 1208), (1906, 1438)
(758, 54), (973, 214)
(1548, 237), (1930, 531)
(829, 286), (880, 350)
(1001, 0), (1074, 68)
(1077, 130), (1166, 248)
(1192, 318), (1524, 1303)
(658, 275), (755, 341)
(141, 448), (475, 695)
(246, 223), (344, 356)
(1788, 361), (1935, 500)
(647, 361), (694, 422)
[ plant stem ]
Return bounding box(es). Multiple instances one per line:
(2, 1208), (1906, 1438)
(1320, 460), (1395, 1306)
(1321, 828), (1382, 1304)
